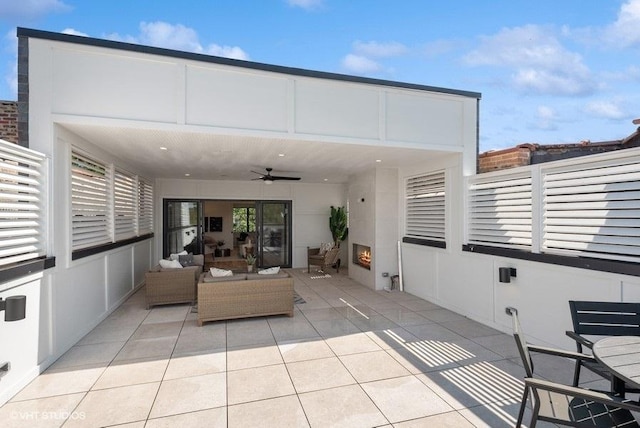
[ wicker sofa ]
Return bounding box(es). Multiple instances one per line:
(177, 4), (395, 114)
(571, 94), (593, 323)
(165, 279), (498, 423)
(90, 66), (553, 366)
(145, 255), (204, 309)
(197, 271), (294, 325)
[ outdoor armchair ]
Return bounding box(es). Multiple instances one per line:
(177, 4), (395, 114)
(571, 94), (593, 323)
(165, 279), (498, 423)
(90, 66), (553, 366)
(506, 307), (640, 428)
(566, 300), (640, 394)
(307, 245), (340, 274)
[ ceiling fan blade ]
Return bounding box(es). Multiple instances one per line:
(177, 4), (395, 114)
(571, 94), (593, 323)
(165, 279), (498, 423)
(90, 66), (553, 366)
(271, 176), (301, 181)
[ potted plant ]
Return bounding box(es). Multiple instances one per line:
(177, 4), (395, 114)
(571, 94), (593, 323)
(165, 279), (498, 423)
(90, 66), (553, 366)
(329, 206), (348, 247)
(245, 254), (256, 272)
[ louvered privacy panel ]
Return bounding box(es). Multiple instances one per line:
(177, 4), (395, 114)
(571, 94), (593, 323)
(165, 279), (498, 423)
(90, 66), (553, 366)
(72, 152), (111, 250)
(543, 153), (640, 262)
(138, 179), (154, 235)
(0, 139), (47, 267)
(406, 171), (445, 242)
(467, 171), (533, 249)
(114, 169), (137, 240)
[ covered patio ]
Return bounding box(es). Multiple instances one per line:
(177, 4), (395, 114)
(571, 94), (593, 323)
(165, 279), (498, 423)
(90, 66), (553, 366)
(1, 268), (597, 427)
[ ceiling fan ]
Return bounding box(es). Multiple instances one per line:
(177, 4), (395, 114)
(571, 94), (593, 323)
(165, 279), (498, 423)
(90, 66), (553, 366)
(251, 167), (301, 184)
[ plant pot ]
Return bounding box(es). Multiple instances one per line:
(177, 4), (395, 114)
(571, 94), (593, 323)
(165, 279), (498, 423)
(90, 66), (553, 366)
(247, 265), (253, 272)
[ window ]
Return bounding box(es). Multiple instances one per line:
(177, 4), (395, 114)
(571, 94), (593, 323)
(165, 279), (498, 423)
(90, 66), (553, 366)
(405, 171), (446, 245)
(467, 170), (532, 250)
(0, 139), (47, 267)
(233, 207), (256, 233)
(71, 150), (153, 255)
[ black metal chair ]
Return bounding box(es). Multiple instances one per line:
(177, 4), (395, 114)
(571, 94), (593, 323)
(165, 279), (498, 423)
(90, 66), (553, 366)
(506, 307), (640, 428)
(567, 300), (640, 394)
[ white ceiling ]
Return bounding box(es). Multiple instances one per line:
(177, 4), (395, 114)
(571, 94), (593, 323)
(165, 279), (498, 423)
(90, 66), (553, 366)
(60, 123), (452, 184)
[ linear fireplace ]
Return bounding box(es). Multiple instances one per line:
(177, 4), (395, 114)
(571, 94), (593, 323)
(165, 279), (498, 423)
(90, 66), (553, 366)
(352, 243), (371, 270)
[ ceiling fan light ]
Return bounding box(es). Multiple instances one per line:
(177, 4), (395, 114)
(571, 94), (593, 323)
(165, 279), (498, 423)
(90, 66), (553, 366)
(264, 178), (273, 184)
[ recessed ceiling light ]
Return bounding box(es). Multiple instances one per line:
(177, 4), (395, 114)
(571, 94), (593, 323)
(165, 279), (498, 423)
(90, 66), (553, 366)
(278, 153), (285, 157)
(184, 173), (190, 177)
(160, 146), (168, 151)
(323, 178), (329, 182)
(376, 159), (382, 163)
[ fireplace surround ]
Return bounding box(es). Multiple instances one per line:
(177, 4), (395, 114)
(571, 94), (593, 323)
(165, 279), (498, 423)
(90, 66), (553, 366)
(352, 243), (371, 270)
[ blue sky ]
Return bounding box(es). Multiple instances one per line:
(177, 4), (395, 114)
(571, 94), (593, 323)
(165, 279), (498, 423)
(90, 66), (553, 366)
(1, 0), (639, 152)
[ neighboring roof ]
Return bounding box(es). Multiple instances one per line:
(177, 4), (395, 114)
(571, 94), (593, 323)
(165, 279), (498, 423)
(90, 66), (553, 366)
(478, 123), (640, 173)
(16, 27), (481, 100)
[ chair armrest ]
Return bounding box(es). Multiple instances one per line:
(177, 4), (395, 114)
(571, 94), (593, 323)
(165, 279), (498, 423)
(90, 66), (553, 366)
(524, 378), (640, 412)
(527, 344), (597, 363)
(565, 330), (594, 349)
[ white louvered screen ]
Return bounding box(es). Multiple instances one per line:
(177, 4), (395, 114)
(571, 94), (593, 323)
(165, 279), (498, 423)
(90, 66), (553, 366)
(406, 171), (445, 241)
(71, 152), (111, 250)
(543, 153), (640, 262)
(137, 178), (153, 235)
(467, 171), (533, 249)
(0, 139), (46, 267)
(114, 169), (137, 240)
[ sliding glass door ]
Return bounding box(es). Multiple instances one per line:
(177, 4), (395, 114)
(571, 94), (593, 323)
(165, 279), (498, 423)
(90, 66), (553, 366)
(257, 201), (292, 268)
(163, 200), (202, 258)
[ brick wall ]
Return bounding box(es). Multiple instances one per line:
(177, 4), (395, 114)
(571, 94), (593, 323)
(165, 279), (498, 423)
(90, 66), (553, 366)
(0, 101), (18, 143)
(478, 145), (533, 173)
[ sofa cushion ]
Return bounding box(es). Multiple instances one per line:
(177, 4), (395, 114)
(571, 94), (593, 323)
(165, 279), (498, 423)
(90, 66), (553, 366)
(159, 259), (183, 269)
(258, 266), (280, 275)
(169, 250), (188, 261)
(210, 267), (233, 277)
(202, 273), (247, 283)
(179, 254), (195, 267)
(246, 272), (290, 280)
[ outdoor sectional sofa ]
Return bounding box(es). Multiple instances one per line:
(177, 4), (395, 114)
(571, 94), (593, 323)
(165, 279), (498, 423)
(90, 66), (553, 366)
(144, 255), (204, 309)
(197, 271), (294, 325)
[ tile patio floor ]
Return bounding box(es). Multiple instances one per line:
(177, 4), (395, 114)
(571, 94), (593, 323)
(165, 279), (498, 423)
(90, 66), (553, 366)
(1, 268), (598, 427)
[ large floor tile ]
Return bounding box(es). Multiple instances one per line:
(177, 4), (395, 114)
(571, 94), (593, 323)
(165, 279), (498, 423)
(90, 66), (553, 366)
(1, 393), (85, 428)
(113, 336), (177, 362)
(227, 344), (283, 371)
(163, 351), (226, 380)
(149, 372), (226, 418)
(228, 395), (309, 428)
(227, 364), (295, 405)
(226, 318), (276, 348)
(64, 383), (160, 427)
(11, 366), (104, 401)
(92, 357), (169, 390)
(299, 384), (388, 428)
(308, 318), (360, 338)
(325, 332), (382, 355)
(268, 317), (320, 342)
(49, 341), (125, 369)
(393, 411), (475, 427)
(143, 305), (190, 324)
(130, 321), (184, 340)
(278, 338), (335, 363)
(146, 408), (226, 428)
(339, 350), (411, 383)
(287, 356), (356, 393)
(361, 375), (453, 423)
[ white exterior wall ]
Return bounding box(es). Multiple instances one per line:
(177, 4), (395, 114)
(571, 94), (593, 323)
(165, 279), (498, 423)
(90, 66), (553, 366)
(398, 154), (640, 350)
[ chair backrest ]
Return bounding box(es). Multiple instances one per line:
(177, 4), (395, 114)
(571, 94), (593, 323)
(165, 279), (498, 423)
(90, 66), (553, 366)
(324, 246), (340, 263)
(569, 301), (640, 337)
(506, 307), (535, 378)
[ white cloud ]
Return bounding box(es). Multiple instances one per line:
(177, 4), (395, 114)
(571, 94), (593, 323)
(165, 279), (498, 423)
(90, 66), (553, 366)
(61, 28), (89, 37)
(584, 100), (628, 120)
(341, 54), (382, 74)
(353, 41), (407, 58)
(0, 0), (70, 20)
(464, 25), (595, 96)
(531, 106), (559, 131)
(106, 21), (249, 61)
(286, 0), (324, 10)
(603, 0), (640, 48)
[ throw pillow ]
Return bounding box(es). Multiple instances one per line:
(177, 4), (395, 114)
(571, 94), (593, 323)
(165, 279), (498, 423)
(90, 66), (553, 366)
(169, 250), (188, 261)
(258, 266), (280, 275)
(159, 259), (183, 269)
(210, 267), (233, 277)
(179, 254), (195, 267)
(319, 242), (333, 255)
